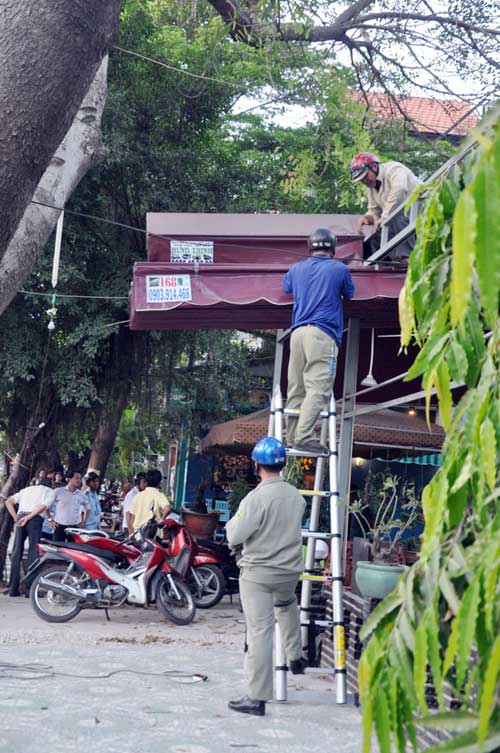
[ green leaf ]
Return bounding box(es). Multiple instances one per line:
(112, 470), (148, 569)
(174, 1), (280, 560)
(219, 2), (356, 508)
(425, 729), (500, 753)
(419, 711), (479, 732)
(478, 634), (500, 745)
(451, 189), (477, 329)
(426, 605), (445, 711)
(399, 282), (415, 348)
(436, 360), (453, 431)
(439, 570), (461, 615)
(391, 631), (418, 707)
(479, 417), (497, 493)
(413, 617), (428, 713)
(449, 578), (480, 688)
(421, 473), (448, 559)
(359, 588), (403, 642)
(373, 686), (391, 753)
(448, 336), (469, 383)
(472, 154), (500, 329)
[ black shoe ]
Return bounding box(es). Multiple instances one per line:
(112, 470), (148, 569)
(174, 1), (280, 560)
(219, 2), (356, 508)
(8, 592), (20, 598)
(228, 696), (265, 716)
(290, 657), (308, 675)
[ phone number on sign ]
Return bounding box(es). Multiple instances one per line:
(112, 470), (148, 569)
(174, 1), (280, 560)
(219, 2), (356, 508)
(147, 287), (191, 303)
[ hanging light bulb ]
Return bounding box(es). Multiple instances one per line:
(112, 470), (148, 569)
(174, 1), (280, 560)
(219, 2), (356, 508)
(361, 328), (378, 387)
(47, 319), (55, 331)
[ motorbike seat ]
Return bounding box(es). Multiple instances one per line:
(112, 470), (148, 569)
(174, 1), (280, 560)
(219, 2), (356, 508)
(44, 541), (121, 564)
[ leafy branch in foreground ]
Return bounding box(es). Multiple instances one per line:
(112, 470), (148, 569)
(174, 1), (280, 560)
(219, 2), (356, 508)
(359, 106), (500, 752)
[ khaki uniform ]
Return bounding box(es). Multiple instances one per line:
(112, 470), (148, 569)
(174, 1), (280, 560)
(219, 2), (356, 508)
(286, 325), (338, 447)
(226, 476), (305, 700)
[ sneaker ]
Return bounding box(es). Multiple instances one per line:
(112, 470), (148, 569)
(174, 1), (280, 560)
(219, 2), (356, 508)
(228, 696), (266, 716)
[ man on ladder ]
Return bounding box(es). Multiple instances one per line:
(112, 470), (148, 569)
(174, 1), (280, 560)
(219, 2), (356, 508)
(282, 228), (355, 454)
(226, 437), (307, 717)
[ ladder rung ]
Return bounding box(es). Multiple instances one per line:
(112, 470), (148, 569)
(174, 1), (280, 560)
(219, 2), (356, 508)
(302, 530), (333, 539)
(286, 448), (329, 458)
(301, 620), (333, 627)
(304, 667), (336, 675)
(284, 408), (330, 418)
(300, 574), (332, 582)
(299, 489), (331, 497)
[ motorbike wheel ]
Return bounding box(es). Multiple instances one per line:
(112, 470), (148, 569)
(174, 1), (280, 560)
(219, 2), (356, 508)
(30, 565), (82, 623)
(156, 574), (196, 625)
(191, 564), (226, 609)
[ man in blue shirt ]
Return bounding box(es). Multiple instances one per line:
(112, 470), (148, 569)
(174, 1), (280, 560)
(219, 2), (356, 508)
(83, 472), (102, 530)
(282, 228), (355, 454)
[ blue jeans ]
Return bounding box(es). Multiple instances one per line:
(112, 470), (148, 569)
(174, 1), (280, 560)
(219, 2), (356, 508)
(9, 515), (43, 595)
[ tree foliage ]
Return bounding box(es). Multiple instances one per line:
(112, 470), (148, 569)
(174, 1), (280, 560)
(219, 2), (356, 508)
(359, 106), (500, 752)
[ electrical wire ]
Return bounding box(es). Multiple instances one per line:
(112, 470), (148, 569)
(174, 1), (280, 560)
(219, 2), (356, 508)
(20, 290), (128, 301)
(0, 662), (208, 684)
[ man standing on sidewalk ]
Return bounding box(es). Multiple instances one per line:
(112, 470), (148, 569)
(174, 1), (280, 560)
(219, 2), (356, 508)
(5, 478), (55, 597)
(83, 472), (102, 530)
(52, 471), (89, 541)
(283, 228), (354, 454)
(226, 437), (307, 717)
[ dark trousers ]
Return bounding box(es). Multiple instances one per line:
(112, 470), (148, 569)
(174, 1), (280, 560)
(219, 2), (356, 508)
(364, 209), (416, 260)
(9, 515), (43, 595)
(53, 524), (74, 542)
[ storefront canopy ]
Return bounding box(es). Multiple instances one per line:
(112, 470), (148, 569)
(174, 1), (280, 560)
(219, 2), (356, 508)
(130, 212), (406, 331)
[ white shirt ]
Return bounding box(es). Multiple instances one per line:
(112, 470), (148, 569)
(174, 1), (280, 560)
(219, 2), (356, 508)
(13, 485), (56, 514)
(367, 161), (421, 222)
(122, 487), (139, 528)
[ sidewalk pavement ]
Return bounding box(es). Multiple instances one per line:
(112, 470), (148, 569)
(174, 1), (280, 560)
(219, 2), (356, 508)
(0, 596), (364, 753)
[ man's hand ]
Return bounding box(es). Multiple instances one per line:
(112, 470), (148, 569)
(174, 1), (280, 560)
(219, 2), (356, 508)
(16, 515), (30, 527)
(356, 214), (375, 234)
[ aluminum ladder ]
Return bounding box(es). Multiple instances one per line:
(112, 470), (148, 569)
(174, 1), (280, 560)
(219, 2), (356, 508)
(269, 385), (346, 705)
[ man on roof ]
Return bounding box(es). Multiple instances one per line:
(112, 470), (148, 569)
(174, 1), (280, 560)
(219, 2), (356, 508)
(351, 152), (421, 260)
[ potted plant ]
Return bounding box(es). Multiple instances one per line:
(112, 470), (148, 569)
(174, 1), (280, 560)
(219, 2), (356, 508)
(351, 473), (421, 599)
(182, 483), (222, 539)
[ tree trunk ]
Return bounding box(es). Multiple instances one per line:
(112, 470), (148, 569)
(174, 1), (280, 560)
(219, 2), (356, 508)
(87, 327), (139, 479)
(0, 0), (121, 258)
(0, 59), (110, 315)
(0, 422), (47, 580)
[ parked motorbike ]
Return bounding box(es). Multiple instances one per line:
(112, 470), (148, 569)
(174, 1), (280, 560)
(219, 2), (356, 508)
(162, 518), (226, 609)
(195, 537), (240, 597)
(27, 523), (196, 625)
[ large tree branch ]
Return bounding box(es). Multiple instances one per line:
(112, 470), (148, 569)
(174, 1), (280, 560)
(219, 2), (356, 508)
(0, 60), (109, 317)
(0, 0), (121, 259)
(354, 12), (499, 37)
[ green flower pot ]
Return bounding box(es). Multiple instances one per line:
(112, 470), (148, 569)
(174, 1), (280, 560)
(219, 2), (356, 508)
(355, 560), (406, 600)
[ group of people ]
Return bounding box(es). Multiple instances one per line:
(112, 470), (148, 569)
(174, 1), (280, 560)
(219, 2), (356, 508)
(3, 466), (171, 598)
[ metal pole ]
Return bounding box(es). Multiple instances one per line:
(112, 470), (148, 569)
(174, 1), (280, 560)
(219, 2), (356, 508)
(274, 621), (287, 702)
(338, 319), (360, 538)
(329, 394), (346, 704)
(272, 386), (288, 702)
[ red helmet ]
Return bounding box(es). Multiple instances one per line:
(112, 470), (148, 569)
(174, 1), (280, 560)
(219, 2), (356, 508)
(350, 152), (379, 183)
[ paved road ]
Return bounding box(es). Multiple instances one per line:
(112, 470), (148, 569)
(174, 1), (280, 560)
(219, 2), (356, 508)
(0, 594), (364, 753)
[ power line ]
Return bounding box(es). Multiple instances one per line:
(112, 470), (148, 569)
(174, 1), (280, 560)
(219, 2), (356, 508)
(113, 45), (244, 90)
(20, 290), (128, 301)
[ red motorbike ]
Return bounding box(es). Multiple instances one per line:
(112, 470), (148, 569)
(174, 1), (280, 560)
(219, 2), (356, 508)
(162, 518), (226, 609)
(67, 519), (226, 609)
(27, 523), (196, 625)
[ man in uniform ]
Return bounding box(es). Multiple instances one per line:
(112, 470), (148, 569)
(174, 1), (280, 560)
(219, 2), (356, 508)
(226, 437), (307, 717)
(351, 151), (421, 259)
(283, 228), (354, 454)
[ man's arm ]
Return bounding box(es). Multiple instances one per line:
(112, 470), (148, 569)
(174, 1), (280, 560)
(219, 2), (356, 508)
(126, 511), (135, 535)
(342, 267), (355, 300)
(226, 495), (263, 548)
(5, 496), (18, 522)
(17, 504), (48, 527)
(282, 269), (293, 294)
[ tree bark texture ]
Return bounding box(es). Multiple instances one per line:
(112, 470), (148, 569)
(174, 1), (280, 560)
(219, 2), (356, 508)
(0, 0), (121, 258)
(0, 59), (109, 316)
(87, 327), (140, 479)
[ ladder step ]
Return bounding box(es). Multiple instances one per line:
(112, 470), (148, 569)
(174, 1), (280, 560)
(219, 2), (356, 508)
(304, 667), (336, 675)
(284, 408), (330, 418)
(286, 448), (329, 458)
(299, 489), (331, 497)
(301, 620), (333, 627)
(302, 530), (333, 539)
(300, 574), (332, 582)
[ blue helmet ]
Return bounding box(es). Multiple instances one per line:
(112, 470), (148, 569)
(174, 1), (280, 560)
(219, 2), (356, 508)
(252, 437), (286, 467)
